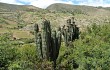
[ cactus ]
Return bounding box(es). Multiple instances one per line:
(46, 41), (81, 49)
(36, 32), (43, 59)
(71, 17), (75, 24)
(41, 19), (49, 59)
(62, 17), (80, 47)
(51, 30), (57, 59)
(34, 19), (62, 69)
(51, 28), (61, 69)
(34, 24), (42, 59)
(34, 23), (39, 33)
(74, 25), (79, 39)
(34, 18), (79, 69)
(56, 27), (61, 57)
(67, 19), (71, 25)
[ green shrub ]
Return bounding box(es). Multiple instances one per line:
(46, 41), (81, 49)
(57, 23), (110, 70)
(8, 60), (36, 70)
(17, 44), (38, 62)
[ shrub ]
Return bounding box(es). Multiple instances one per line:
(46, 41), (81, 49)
(57, 23), (110, 70)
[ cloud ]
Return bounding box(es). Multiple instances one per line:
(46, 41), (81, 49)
(0, 0), (23, 5)
(0, 0), (110, 8)
(0, 0), (73, 8)
(75, 0), (110, 7)
(30, 0), (73, 8)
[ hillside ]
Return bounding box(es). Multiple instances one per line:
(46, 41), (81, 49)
(47, 3), (98, 14)
(0, 2), (46, 38)
(0, 2), (44, 26)
(47, 3), (110, 15)
(0, 2), (110, 38)
(47, 3), (110, 28)
(0, 2), (43, 12)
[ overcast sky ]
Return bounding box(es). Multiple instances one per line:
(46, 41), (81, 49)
(0, 0), (110, 8)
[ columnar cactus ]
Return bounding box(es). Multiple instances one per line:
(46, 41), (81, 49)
(36, 32), (43, 59)
(34, 19), (62, 69)
(51, 28), (62, 69)
(34, 23), (39, 33)
(62, 17), (80, 47)
(34, 24), (43, 59)
(74, 25), (79, 39)
(56, 27), (61, 58)
(34, 17), (79, 69)
(40, 19), (52, 59)
(51, 30), (57, 59)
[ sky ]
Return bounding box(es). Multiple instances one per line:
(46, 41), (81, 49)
(0, 0), (110, 8)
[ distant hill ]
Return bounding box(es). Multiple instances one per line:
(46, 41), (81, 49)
(0, 2), (46, 24)
(47, 3), (110, 15)
(47, 3), (98, 14)
(0, 2), (43, 12)
(46, 3), (110, 27)
(0, 2), (46, 38)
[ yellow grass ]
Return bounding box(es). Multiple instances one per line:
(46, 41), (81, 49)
(12, 30), (34, 39)
(0, 28), (9, 34)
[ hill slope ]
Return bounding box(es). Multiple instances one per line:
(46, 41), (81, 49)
(47, 3), (110, 26)
(0, 2), (110, 38)
(0, 2), (42, 12)
(0, 2), (45, 27)
(47, 3), (110, 15)
(0, 2), (46, 38)
(47, 3), (98, 14)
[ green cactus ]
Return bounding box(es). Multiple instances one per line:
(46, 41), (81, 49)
(34, 19), (62, 69)
(51, 30), (57, 59)
(36, 32), (43, 59)
(34, 24), (44, 60)
(71, 17), (75, 24)
(67, 19), (71, 25)
(34, 17), (80, 69)
(56, 27), (61, 58)
(34, 24), (39, 42)
(35, 17), (79, 59)
(34, 24), (39, 33)
(74, 25), (79, 39)
(63, 29), (68, 46)
(62, 17), (80, 47)
(41, 20), (48, 59)
(51, 29), (61, 69)
(45, 20), (52, 60)
(40, 19), (54, 60)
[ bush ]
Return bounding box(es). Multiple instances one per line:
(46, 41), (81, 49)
(1, 23), (110, 70)
(0, 33), (17, 70)
(17, 44), (38, 63)
(8, 60), (36, 70)
(57, 23), (110, 70)
(0, 33), (38, 70)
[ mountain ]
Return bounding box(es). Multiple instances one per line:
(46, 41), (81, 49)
(47, 3), (110, 15)
(47, 3), (98, 14)
(0, 2), (43, 12)
(47, 3), (110, 27)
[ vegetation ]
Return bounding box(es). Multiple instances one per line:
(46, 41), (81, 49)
(57, 23), (110, 69)
(0, 21), (110, 70)
(0, 2), (110, 70)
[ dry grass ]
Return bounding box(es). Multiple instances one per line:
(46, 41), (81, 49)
(12, 30), (34, 39)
